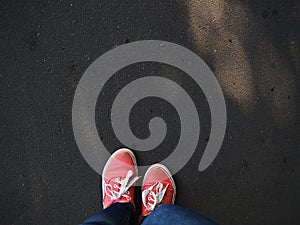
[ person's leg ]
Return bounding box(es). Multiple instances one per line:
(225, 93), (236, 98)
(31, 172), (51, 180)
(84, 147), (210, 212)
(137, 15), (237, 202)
(80, 203), (135, 225)
(140, 163), (218, 225)
(141, 204), (218, 225)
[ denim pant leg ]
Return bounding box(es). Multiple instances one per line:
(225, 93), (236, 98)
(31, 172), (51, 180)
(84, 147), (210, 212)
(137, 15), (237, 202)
(80, 203), (135, 225)
(141, 204), (218, 225)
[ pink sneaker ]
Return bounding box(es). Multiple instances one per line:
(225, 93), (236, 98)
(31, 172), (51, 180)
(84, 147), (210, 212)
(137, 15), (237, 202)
(102, 148), (140, 209)
(141, 164), (176, 217)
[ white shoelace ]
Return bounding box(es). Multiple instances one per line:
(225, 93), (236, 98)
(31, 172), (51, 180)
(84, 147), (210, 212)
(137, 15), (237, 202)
(104, 170), (140, 201)
(142, 182), (169, 211)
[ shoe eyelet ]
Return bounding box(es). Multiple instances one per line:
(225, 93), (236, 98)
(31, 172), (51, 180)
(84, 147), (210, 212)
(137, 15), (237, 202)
(114, 184), (118, 188)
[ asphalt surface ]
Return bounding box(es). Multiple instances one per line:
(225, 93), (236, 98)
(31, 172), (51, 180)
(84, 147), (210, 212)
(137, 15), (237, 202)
(1, 0), (300, 224)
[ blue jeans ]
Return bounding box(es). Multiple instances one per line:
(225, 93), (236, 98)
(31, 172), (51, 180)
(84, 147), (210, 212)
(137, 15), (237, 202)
(80, 203), (218, 225)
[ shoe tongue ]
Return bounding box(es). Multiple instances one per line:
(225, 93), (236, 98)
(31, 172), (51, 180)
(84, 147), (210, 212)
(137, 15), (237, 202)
(144, 181), (167, 189)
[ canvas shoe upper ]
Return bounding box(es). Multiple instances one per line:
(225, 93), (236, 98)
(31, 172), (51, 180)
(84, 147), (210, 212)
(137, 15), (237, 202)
(102, 148), (140, 209)
(141, 164), (176, 217)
